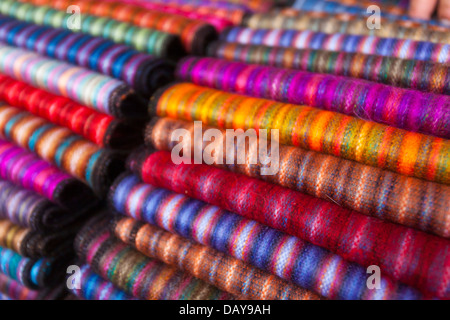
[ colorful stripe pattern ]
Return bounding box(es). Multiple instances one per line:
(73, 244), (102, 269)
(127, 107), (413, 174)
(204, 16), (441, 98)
(0, 218), (77, 259)
(0, 273), (39, 300)
(0, 1), (183, 60)
(0, 74), (116, 148)
(127, 150), (450, 299)
(245, 11), (450, 43)
(105, 0), (234, 31)
(208, 42), (450, 95)
(72, 264), (137, 300)
(113, 216), (321, 300)
(220, 27), (450, 64)
(177, 57), (450, 138)
(110, 173), (423, 300)
(0, 15), (175, 97)
(152, 83), (450, 184)
(21, 0), (218, 54)
(0, 45), (143, 118)
(146, 117), (450, 238)
(75, 218), (234, 300)
(0, 179), (65, 232)
(0, 140), (95, 210)
(0, 220), (29, 256)
(0, 246), (52, 289)
(0, 104), (122, 195)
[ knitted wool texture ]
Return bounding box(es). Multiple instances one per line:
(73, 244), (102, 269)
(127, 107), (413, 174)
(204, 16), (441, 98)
(20, 0), (218, 55)
(0, 45), (144, 118)
(75, 217), (234, 300)
(0, 1), (184, 60)
(220, 27), (450, 64)
(72, 264), (137, 300)
(126, 150), (450, 299)
(110, 173), (424, 300)
(0, 246), (53, 289)
(0, 140), (96, 210)
(0, 74), (140, 149)
(151, 83), (450, 184)
(112, 215), (321, 300)
(0, 104), (123, 196)
(0, 219), (79, 259)
(207, 42), (450, 95)
(0, 179), (68, 232)
(102, 0), (234, 31)
(244, 11), (450, 43)
(0, 273), (39, 300)
(146, 117), (450, 238)
(176, 57), (450, 138)
(0, 16), (176, 97)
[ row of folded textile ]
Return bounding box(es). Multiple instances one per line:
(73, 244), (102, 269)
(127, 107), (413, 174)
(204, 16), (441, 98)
(0, 0), (448, 300)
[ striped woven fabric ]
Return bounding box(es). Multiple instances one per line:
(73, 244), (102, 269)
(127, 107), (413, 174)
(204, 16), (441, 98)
(102, 0), (234, 31)
(72, 264), (137, 300)
(0, 74), (140, 149)
(0, 140), (96, 210)
(0, 104), (123, 196)
(75, 216), (235, 300)
(146, 117), (450, 238)
(110, 173), (424, 300)
(126, 150), (450, 299)
(0, 16), (175, 98)
(244, 11), (450, 43)
(21, 0), (218, 55)
(177, 57), (450, 138)
(0, 273), (39, 300)
(0, 45), (144, 118)
(220, 27), (450, 64)
(0, 179), (68, 232)
(154, 2), (245, 24)
(0, 1), (183, 60)
(0, 219), (78, 258)
(288, 0), (445, 25)
(151, 83), (450, 184)
(207, 42), (450, 95)
(112, 215), (321, 300)
(0, 246), (53, 289)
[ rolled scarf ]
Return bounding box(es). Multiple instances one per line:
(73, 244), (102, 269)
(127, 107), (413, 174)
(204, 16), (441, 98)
(75, 216), (234, 300)
(0, 74), (142, 149)
(0, 140), (96, 211)
(150, 83), (450, 185)
(0, 105), (124, 196)
(0, 180), (69, 232)
(220, 27), (450, 64)
(207, 42), (450, 95)
(288, 0), (445, 25)
(126, 150), (450, 299)
(0, 16), (176, 98)
(243, 11), (450, 44)
(0, 219), (79, 259)
(0, 246), (58, 289)
(146, 117), (450, 238)
(72, 264), (137, 300)
(21, 0), (218, 55)
(0, 1), (184, 60)
(0, 273), (38, 300)
(0, 45), (145, 118)
(112, 216), (321, 300)
(110, 173), (424, 300)
(102, 0), (234, 31)
(176, 57), (450, 139)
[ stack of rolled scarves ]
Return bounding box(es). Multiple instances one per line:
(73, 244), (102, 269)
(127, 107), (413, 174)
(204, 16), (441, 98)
(0, 0), (448, 300)
(0, 0), (195, 300)
(87, 0), (449, 301)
